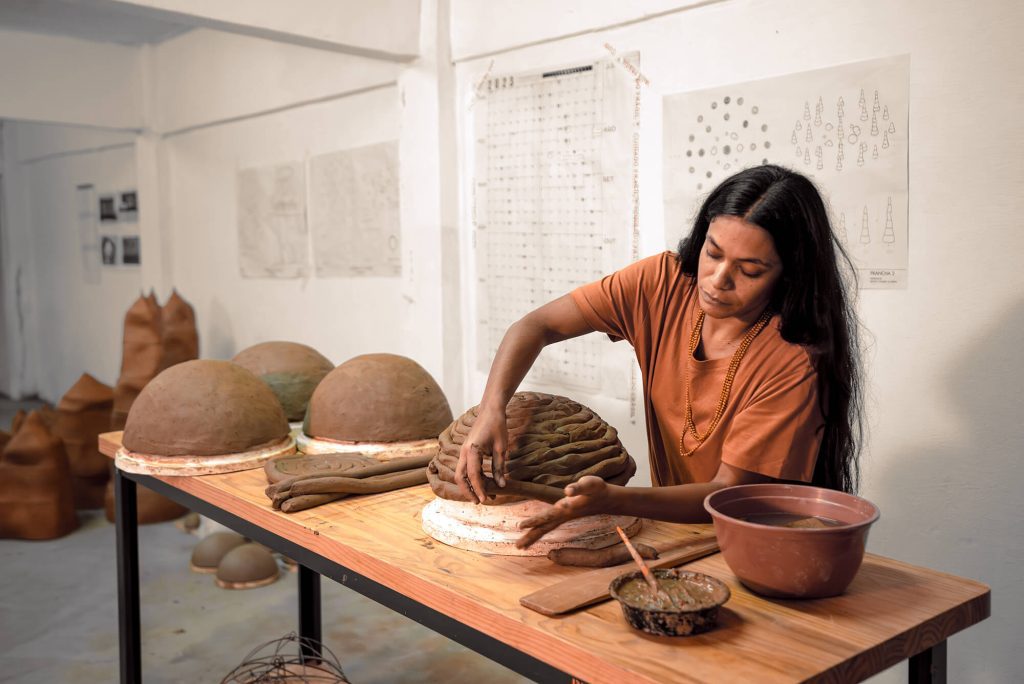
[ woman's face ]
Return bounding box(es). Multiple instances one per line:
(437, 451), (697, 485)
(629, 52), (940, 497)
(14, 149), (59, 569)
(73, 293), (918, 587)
(696, 215), (783, 320)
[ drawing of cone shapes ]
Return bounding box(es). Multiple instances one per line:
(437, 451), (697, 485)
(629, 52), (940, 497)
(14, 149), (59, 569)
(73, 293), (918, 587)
(873, 90), (881, 113)
(883, 104), (890, 120)
(816, 146), (824, 170)
(838, 212), (848, 242)
(836, 153), (844, 172)
(883, 131), (890, 149)
(859, 89), (866, 108)
(804, 147), (811, 165)
(860, 206), (871, 245)
(796, 144), (802, 158)
(791, 130), (799, 145)
(888, 121), (896, 134)
(860, 103), (869, 122)
(857, 143), (866, 166)
(871, 111), (879, 136)
(806, 125), (813, 143)
(838, 121), (845, 140)
(815, 96), (823, 126)
(873, 144), (879, 159)
(796, 120), (803, 131)
(837, 95), (845, 119)
(883, 197), (896, 244)
(804, 101), (811, 120)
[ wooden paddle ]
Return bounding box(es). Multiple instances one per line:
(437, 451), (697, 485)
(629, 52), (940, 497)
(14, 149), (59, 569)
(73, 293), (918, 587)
(519, 536), (720, 616)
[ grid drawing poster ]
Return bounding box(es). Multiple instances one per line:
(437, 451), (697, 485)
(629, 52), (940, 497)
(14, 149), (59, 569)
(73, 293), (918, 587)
(472, 55), (637, 392)
(237, 161), (309, 278)
(664, 55), (910, 288)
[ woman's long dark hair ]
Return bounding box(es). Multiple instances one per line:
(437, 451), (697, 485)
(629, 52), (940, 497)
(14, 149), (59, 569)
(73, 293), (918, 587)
(676, 164), (862, 493)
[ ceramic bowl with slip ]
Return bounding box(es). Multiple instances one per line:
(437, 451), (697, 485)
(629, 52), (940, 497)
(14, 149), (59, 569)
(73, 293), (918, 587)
(704, 483), (880, 599)
(609, 569), (731, 636)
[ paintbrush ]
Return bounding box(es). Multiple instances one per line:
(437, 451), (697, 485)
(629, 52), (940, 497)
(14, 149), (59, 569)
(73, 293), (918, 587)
(616, 525), (663, 596)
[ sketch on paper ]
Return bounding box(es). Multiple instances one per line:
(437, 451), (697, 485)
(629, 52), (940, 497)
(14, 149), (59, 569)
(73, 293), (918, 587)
(471, 55), (638, 392)
(309, 141), (401, 278)
(664, 55), (910, 288)
(237, 161), (309, 278)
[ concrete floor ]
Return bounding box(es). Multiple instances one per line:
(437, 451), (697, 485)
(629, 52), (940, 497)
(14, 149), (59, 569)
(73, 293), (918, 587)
(0, 398), (529, 683)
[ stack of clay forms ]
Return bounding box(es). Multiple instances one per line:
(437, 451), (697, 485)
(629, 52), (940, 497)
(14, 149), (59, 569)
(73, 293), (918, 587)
(422, 392), (641, 556)
(115, 360), (295, 477)
(298, 353), (453, 461)
(56, 373), (114, 509)
(106, 291), (199, 524)
(0, 410), (79, 540)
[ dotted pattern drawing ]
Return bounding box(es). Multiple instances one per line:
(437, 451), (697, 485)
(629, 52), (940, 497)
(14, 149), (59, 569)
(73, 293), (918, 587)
(473, 59), (635, 390)
(680, 95), (772, 195)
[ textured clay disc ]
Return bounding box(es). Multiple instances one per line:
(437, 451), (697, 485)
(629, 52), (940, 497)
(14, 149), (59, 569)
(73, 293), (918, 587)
(263, 452), (378, 484)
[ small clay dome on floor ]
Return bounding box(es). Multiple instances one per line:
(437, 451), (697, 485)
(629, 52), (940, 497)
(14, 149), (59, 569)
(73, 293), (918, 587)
(215, 543), (279, 589)
(232, 341), (333, 421)
(304, 353), (452, 443)
(0, 411), (78, 540)
(123, 360), (290, 458)
(191, 531), (247, 573)
(56, 373), (114, 509)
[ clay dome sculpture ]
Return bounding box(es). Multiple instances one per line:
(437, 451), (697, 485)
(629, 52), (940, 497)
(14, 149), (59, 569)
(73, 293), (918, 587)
(116, 360), (295, 476)
(300, 353), (453, 461)
(56, 373), (114, 509)
(422, 392), (640, 556)
(191, 531), (247, 573)
(232, 341), (334, 422)
(215, 543), (280, 590)
(0, 410), (79, 540)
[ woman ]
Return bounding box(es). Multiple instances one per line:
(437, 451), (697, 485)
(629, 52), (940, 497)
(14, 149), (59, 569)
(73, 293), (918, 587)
(456, 164), (862, 549)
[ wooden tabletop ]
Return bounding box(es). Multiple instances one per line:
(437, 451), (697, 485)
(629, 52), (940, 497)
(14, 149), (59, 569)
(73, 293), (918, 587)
(101, 432), (989, 683)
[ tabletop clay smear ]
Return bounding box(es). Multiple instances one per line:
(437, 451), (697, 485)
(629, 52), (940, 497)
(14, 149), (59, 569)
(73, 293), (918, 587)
(304, 353), (453, 442)
(428, 392), (636, 505)
(232, 341), (334, 422)
(56, 373), (114, 509)
(123, 360), (289, 457)
(0, 410), (79, 540)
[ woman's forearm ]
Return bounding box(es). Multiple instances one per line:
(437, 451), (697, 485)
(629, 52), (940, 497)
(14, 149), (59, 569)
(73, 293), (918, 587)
(477, 318), (548, 411)
(604, 481), (728, 524)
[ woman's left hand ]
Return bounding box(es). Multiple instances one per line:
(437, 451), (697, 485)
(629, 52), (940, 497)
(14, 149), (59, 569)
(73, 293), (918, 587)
(515, 476), (611, 549)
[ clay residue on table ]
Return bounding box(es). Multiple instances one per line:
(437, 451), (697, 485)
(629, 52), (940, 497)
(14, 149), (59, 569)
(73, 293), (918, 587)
(122, 359), (289, 456)
(304, 353), (453, 442)
(427, 392), (636, 504)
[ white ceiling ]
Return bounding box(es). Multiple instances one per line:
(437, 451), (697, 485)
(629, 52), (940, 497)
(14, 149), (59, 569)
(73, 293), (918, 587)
(0, 0), (190, 45)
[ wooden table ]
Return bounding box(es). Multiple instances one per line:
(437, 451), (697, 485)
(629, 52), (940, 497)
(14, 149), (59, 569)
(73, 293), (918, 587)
(101, 432), (989, 683)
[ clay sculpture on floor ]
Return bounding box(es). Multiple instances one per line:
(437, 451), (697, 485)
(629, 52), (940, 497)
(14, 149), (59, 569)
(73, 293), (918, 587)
(422, 392), (640, 556)
(299, 353), (452, 461)
(0, 410), (79, 539)
(116, 360), (295, 476)
(190, 531), (247, 573)
(215, 543), (280, 590)
(232, 341), (333, 422)
(56, 373), (114, 509)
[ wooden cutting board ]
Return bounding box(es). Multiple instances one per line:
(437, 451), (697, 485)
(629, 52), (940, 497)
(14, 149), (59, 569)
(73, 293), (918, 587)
(519, 537), (720, 616)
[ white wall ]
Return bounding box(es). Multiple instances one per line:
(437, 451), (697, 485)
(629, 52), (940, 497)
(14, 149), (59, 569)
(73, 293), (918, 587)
(0, 28), (142, 129)
(452, 0), (1023, 681)
(1, 121), (140, 400)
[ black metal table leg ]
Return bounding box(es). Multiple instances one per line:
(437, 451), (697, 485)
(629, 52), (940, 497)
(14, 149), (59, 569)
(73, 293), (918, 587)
(114, 469), (141, 683)
(909, 640), (947, 684)
(298, 564), (322, 659)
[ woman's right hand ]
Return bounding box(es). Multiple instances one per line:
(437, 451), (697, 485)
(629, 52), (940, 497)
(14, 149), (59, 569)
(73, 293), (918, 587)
(455, 403), (510, 504)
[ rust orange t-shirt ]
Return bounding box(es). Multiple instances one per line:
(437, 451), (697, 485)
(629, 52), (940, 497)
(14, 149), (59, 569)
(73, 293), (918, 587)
(571, 251), (823, 486)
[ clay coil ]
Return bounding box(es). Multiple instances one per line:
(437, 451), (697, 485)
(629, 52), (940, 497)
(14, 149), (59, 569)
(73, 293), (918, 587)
(548, 541), (659, 568)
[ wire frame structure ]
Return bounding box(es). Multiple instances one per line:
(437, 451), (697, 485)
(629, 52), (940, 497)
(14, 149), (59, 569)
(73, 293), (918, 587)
(221, 633), (349, 683)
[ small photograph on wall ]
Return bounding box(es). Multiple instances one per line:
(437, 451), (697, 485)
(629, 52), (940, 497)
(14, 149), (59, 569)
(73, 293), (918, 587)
(118, 190), (138, 222)
(122, 236), (141, 265)
(99, 195), (118, 222)
(100, 235), (118, 265)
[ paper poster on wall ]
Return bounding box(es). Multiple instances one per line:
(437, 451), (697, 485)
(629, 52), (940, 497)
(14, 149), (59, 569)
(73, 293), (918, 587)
(471, 54), (639, 393)
(121, 236), (141, 265)
(75, 184), (101, 283)
(309, 141), (401, 277)
(237, 161), (309, 278)
(664, 55), (910, 288)
(100, 235), (118, 266)
(118, 190), (138, 222)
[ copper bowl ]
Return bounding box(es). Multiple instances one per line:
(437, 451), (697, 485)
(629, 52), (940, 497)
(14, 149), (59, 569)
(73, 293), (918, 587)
(609, 569), (730, 636)
(704, 484), (879, 599)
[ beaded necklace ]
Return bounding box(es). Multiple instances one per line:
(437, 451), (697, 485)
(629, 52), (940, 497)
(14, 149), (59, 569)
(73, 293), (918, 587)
(678, 307), (774, 458)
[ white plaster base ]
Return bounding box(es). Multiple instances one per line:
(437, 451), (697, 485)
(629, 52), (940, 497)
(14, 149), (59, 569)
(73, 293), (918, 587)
(115, 436), (296, 476)
(421, 497), (642, 556)
(296, 433), (437, 462)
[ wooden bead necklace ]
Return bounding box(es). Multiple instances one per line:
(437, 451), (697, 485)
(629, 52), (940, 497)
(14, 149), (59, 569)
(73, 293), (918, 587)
(678, 307), (774, 457)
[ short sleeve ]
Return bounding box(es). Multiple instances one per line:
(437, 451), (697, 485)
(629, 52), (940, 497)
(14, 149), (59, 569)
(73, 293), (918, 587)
(570, 253), (672, 345)
(720, 360), (824, 482)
